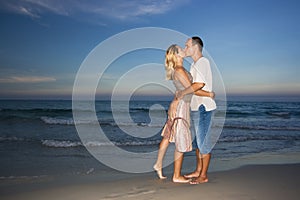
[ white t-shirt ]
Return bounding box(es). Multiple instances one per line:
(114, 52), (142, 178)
(190, 57), (217, 111)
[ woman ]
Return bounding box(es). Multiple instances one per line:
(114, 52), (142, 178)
(153, 44), (214, 183)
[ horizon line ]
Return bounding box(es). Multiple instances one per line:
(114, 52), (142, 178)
(0, 94), (299, 102)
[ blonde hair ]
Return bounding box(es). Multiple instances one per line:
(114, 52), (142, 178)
(165, 44), (178, 80)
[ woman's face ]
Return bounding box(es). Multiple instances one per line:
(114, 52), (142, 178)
(176, 46), (185, 58)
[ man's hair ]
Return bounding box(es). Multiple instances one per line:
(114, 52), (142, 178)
(191, 36), (203, 52)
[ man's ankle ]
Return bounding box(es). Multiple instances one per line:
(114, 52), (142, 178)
(200, 174), (207, 178)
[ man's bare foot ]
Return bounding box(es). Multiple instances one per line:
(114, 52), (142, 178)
(173, 176), (190, 183)
(190, 176), (208, 184)
(153, 164), (167, 179)
(184, 171), (200, 179)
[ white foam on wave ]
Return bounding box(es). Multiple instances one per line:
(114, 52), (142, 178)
(267, 112), (291, 117)
(0, 136), (26, 142)
(40, 116), (165, 127)
(40, 116), (99, 125)
(41, 116), (74, 125)
(224, 124), (300, 131)
(42, 139), (82, 147)
(41, 139), (161, 148)
(111, 121), (163, 128)
(219, 134), (300, 143)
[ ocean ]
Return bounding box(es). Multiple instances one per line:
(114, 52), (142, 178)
(0, 99), (300, 179)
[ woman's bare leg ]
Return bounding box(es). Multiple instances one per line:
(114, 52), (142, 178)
(172, 150), (190, 183)
(153, 138), (169, 179)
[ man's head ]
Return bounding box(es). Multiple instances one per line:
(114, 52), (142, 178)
(185, 36), (203, 57)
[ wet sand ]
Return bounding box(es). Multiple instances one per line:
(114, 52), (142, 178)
(1, 163), (299, 200)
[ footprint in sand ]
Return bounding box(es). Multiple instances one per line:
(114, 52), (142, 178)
(103, 187), (156, 199)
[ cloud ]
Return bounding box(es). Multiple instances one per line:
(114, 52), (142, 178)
(0, 0), (70, 18)
(0, 76), (56, 83)
(85, 0), (186, 20)
(0, 0), (189, 21)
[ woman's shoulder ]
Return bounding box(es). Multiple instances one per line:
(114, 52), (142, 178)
(174, 67), (192, 81)
(174, 67), (187, 73)
(175, 67), (191, 76)
(173, 67), (187, 78)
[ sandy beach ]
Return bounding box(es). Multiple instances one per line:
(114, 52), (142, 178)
(1, 163), (299, 200)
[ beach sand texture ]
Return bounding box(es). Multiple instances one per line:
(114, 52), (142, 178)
(1, 163), (299, 200)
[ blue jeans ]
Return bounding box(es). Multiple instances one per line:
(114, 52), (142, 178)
(191, 105), (213, 154)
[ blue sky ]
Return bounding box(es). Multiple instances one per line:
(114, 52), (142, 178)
(0, 0), (299, 100)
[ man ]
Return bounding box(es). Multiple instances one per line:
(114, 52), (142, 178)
(177, 36), (216, 184)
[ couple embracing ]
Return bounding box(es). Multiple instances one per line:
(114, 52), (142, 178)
(154, 36), (216, 184)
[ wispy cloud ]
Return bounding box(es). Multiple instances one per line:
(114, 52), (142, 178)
(0, 0), (189, 21)
(0, 76), (56, 83)
(84, 0), (188, 20)
(0, 0), (68, 19)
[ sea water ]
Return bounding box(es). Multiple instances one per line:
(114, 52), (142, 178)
(0, 99), (299, 178)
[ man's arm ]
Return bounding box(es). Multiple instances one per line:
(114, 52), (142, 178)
(177, 82), (215, 99)
(195, 90), (215, 98)
(176, 82), (205, 98)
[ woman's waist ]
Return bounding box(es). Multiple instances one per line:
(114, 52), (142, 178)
(180, 93), (192, 102)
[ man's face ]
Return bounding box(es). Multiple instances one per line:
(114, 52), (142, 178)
(184, 38), (195, 57)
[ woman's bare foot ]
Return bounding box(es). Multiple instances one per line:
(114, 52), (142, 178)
(173, 176), (190, 183)
(189, 176), (208, 184)
(184, 171), (200, 179)
(153, 164), (167, 179)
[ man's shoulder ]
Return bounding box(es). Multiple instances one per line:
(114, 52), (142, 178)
(197, 57), (210, 64)
(194, 57), (210, 68)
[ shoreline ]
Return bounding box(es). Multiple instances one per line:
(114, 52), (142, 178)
(2, 150), (300, 180)
(1, 162), (300, 200)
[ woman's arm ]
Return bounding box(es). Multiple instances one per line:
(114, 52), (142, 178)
(174, 68), (214, 98)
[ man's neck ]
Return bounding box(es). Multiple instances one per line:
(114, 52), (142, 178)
(192, 52), (203, 62)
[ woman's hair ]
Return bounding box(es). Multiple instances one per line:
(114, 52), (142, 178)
(165, 44), (178, 80)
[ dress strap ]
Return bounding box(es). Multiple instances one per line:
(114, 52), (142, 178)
(170, 117), (189, 130)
